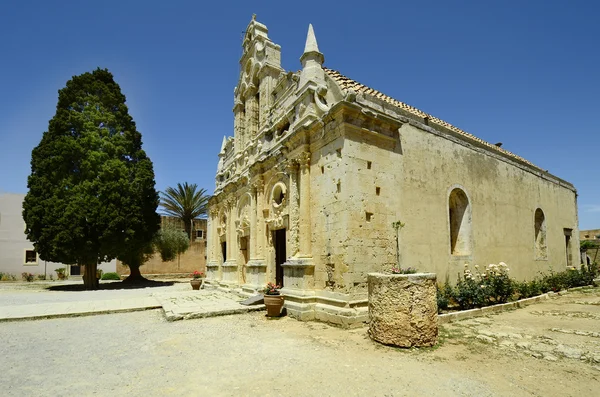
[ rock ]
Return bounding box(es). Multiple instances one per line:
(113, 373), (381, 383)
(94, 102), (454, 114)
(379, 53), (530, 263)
(543, 354), (558, 362)
(531, 352), (543, 359)
(531, 343), (554, 353)
(516, 341), (532, 350)
(478, 330), (496, 337)
(499, 340), (514, 348)
(554, 344), (582, 360)
(508, 333), (523, 339)
(592, 355), (600, 364)
(476, 335), (495, 343)
(240, 294), (264, 306)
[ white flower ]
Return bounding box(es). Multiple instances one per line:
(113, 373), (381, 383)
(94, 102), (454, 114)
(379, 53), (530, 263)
(474, 264), (479, 269)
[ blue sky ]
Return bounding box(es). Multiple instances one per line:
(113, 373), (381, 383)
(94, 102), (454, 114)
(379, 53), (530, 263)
(0, 0), (598, 229)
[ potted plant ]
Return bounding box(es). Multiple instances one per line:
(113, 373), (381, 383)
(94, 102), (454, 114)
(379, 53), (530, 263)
(55, 268), (66, 280)
(190, 270), (205, 290)
(263, 282), (284, 317)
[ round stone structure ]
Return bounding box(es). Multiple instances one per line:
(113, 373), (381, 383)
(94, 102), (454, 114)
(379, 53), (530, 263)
(368, 272), (438, 347)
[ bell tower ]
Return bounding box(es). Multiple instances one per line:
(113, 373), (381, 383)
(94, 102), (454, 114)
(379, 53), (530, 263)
(233, 15), (283, 154)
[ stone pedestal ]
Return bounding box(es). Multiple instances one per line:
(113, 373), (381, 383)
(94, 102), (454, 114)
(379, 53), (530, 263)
(280, 258), (316, 321)
(368, 273), (438, 347)
(242, 260), (267, 294)
(206, 261), (220, 282)
(220, 261), (239, 287)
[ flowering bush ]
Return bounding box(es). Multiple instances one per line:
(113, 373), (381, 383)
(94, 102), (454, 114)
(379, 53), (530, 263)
(21, 272), (35, 282)
(390, 266), (417, 274)
(263, 282), (281, 295)
(192, 271), (205, 279)
(439, 262), (599, 312)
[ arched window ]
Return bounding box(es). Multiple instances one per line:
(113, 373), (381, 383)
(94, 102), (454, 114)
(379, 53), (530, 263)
(449, 188), (472, 255)
(534, 208), (547, 259)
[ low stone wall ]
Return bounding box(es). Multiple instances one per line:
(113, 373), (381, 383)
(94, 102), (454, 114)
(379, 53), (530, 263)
(368, 273), (438, 347)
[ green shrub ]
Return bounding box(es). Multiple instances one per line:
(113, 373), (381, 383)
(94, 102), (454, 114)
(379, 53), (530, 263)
(21, 272), (34, 282)
(1, 273), (16, 281)
(436, 285), (449, 312)
(101, 272), (121, 281)
(483, 263), (514, 304)
(37, 274), (46, 280)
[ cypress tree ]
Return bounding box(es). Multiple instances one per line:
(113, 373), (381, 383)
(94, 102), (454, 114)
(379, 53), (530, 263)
(23, 68), (160, 289)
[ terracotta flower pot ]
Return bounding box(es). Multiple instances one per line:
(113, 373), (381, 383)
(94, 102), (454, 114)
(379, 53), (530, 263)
(263, 294), (284, 317)
(190, 279), (203, 290)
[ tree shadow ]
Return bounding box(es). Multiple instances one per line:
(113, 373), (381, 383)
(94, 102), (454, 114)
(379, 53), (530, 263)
(47, 279), (175, 291)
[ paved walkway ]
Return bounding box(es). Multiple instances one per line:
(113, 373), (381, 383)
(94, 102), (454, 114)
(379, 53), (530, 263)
(0, 281), (264, 322)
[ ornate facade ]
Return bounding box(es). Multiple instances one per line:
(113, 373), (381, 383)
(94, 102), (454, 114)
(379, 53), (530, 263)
(207, 16), (579, 326)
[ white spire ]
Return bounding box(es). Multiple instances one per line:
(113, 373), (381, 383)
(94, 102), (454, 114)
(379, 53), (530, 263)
(301, 24), (324, 66)
(220, 136), (227, 153)
(303, 24), (320, 54)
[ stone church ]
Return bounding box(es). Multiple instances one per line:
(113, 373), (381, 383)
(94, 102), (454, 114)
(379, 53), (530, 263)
(206, 16), (579, 326)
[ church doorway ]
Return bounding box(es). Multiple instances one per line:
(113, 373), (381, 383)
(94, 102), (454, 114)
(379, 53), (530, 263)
(273, 229), (286, 287)
(221, 242), (227, 262)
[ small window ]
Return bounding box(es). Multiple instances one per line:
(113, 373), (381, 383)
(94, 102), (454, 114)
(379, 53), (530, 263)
(367, 161), (372, 170)
(24, 249), (37, 265)
(196, 230), (204, 239)
(376, 187), (381, 196)
(366, 212), (373, 222)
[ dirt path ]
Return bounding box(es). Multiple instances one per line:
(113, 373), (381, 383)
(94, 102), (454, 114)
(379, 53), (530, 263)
(0, 287), (598, 396)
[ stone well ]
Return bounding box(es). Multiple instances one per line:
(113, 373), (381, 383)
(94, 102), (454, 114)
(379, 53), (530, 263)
(368, 272), (438, 347)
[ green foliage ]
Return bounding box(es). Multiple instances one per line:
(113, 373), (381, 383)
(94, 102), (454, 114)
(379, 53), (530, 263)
(154, 225), (190, 262)
(101, 272), (121, 280)
(160, 182), (210, 238)
(22, 68), (160, 278)
(1, 273), (17, 281)
(581, 240), (597, 250)
(21, 272), (34, 282)
(37, 274), (46, 280)
(390, 266), (417, 274)
(436, 284), (449, 311)
(441, 262), (600, 310)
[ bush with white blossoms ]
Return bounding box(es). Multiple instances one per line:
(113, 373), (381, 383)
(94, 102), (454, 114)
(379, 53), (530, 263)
(453, 262), (514, 310)
(438, 261), (599, 313)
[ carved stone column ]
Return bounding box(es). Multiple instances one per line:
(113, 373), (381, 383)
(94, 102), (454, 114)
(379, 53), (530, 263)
(256, 177), (265, 259)
(221, 197), (239, 287)
(249, 185), (257, 260)
(233, 100), (245, 154)
(245, 85), (259, 140)
(228, 198), (238, 260)
(206, 207), (221, 282)
(243, 177), (267, 293)
(298, 152), (312, 257)
(287, 160), (300, 258)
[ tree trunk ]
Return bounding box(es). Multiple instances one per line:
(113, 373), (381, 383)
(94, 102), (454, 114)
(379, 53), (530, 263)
(123, 264), (147, 284)
(82, 262), (98, 290)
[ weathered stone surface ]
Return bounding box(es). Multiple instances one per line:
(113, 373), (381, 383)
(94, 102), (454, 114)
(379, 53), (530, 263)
(554, 344), (583, 359)
(477, 335), (495, 344)
(368, 273), (437, 347)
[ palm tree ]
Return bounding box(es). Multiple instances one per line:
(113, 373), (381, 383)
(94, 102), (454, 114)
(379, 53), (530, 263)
(160, 182), (210, 240)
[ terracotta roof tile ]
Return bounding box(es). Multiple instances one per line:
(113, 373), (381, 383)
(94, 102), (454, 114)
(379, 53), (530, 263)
(324, 68), (539, 169)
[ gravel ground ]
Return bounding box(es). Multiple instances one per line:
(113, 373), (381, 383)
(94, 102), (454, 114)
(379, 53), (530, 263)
(0, 281), (190, 305)
(2, 299), (599, 397)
